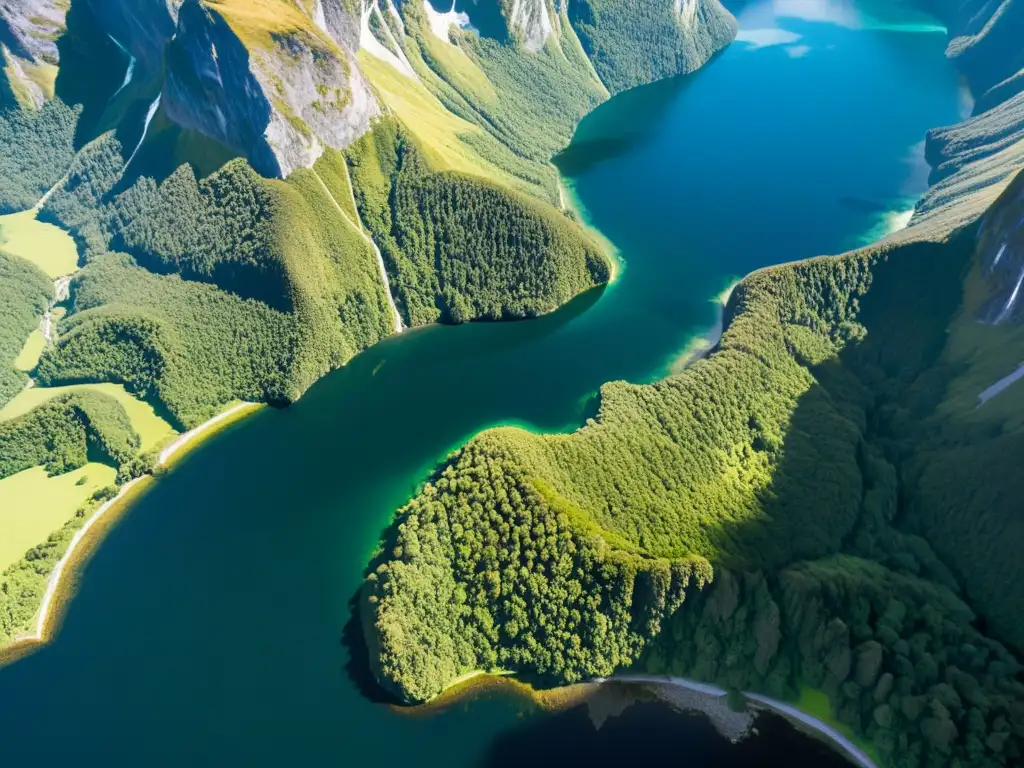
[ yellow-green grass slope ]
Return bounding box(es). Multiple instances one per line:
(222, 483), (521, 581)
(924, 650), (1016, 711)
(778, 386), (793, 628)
(0, 210), (79, 278)
(0, 463), (117, 573)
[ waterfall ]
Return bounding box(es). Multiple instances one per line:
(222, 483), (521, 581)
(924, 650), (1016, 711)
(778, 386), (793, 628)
(993, 242), (1007, 268)
(125, 95), (162, 171)
(107, 34), (137, 99)
(995, 265), (1024, 324)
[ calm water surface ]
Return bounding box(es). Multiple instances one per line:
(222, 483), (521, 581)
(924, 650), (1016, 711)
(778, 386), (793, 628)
(0, 2), (960, 764)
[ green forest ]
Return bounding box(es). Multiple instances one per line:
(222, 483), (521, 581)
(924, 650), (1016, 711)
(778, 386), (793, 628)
(346, 119), (610, 326)
(0, 389), (142, 483)
(363, 224), (1024, 766)
(567, 0), (738, 93)
(0, 254), (52, 407)
(0, 99), (80, 213)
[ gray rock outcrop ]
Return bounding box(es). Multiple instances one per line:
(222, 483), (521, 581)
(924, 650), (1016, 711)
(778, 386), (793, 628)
(162, 0), (378, 178)
(0, 0), (67, 107)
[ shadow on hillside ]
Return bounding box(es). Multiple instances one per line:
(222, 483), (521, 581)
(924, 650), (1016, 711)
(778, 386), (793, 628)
(711, 230), (974, 576)
(53, 2), (125, 148)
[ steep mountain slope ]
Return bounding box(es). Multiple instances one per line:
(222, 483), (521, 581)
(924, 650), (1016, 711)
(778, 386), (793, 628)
(363, 2), (1024, 765)
(909, 0), (1024, 235)
(0, 0), (736, 651)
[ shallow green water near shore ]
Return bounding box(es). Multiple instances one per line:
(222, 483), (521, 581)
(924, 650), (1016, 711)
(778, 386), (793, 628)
(0, 2), (961, 764)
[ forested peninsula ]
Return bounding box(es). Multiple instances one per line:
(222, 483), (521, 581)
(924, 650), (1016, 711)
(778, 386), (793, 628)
(0, 1), (734, 650)
(361, 2), (1024, 767)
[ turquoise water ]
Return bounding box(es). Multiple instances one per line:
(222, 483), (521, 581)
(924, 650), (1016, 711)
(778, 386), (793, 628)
(0, 3), (961, 764)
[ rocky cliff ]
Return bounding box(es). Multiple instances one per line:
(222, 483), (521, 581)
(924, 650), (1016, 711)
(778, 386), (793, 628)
(79, 0), (182, 75)
(503, 0), (555, 51)
(163, 0), (378, 178)
(975, 171), (1024, 324)
(0, 0), (66, 107)
(906, 0), (1024, 239)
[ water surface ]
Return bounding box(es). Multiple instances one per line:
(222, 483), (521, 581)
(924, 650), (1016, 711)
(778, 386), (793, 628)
(0, 2), (960, 764)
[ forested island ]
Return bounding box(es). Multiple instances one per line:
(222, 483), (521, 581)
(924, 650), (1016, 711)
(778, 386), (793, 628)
(1, 0), (1023, 766)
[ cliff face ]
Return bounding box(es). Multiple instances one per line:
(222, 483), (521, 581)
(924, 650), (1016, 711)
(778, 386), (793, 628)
(163, 0), (378, 178)
(79, 0), (182, 75)
(933, 0), (1024, 107)
(907, 0), (1024, 239)
(976, 172), (1024, 324)
(0, 0), (66, 107)
(503, 0), (555, 51)
(0, 0), (65, 64)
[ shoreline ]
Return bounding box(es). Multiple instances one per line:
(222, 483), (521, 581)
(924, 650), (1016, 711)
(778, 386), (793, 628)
(612, 675), (877, 768)
(420, 671), (877, 768)
(0, 401), (262, 665)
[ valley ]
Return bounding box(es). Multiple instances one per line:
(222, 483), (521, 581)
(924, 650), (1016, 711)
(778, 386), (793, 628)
(0, 0), (1022, 766)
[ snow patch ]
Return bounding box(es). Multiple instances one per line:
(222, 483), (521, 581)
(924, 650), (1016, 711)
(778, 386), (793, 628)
(360, 3), (419, 80)
(108, 35), (137, 100)
(993, 242), (1008, 268)
(125, 95), (162, 171)
(423, 0), (471, 44)
(978, 363), (1024, 406)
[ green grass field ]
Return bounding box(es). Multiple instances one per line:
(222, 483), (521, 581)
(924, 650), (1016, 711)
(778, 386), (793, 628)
(358, 51), (507, 184)
(0, 462), (117, 572)
(0, 210), (79, 278)
(13, 329), (45, 372)
(794, 687), (880, 762)
(0, 383), (178, 453)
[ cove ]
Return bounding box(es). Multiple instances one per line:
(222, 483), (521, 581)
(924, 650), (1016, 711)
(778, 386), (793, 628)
(0, 2), (961, 764)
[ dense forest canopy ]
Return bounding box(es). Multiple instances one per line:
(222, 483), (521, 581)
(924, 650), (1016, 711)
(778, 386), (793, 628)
(0, 0), (739, 672)
(2, 2), (1023, 767)
(364, 214), (1024, 766)
(0, 254), (52, 407)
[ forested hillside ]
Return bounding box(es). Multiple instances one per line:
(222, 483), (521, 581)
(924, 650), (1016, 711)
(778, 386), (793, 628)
(0, 0), (736, 428)
(362, 3), (1024, 766)
(0, 0), (737, 658)
(365, 194), (1024, 765)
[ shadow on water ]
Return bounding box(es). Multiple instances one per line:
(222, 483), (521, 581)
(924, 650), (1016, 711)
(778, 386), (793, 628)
(554, 74), (699, 176)
(480, 699), (853, 767)
(340, 589), (403, 706)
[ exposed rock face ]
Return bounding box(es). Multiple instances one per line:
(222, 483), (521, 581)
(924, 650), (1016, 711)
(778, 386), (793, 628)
(0, 0), (66, 107)
(906, 0), (1024, 239)
(317, 0), (364, 52)
(163, 0), (379, 178)
(935, 0), (1024, 105)
(79, 0), (182, 75)
(504, 0), (554, 52)
(975, 172), (1024, 324)
(0, 0), (66, 65)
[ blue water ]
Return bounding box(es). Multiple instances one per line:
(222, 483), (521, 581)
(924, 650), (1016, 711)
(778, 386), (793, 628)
(0, 2), (961, 765)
